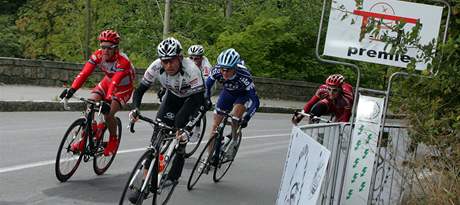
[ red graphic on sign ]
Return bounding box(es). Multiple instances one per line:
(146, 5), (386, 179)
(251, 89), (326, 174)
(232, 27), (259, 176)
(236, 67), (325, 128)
(353, 2), (419, 42)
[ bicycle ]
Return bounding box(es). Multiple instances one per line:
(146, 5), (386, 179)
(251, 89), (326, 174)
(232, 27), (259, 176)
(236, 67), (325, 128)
(187, 111), (243, 190)
(55, 89), (122, 182)
(120, 111), (198, 205)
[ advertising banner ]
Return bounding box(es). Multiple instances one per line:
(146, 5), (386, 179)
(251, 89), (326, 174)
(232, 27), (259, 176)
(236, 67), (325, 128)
(277, 127), (331, 205)
(341, 95), (385, 204)
(324, 0), (443, 70)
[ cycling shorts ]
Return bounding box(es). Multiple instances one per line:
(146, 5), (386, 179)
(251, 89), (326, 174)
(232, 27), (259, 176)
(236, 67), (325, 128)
(215, 89), (249, 114)
(92, 76), (133, 105)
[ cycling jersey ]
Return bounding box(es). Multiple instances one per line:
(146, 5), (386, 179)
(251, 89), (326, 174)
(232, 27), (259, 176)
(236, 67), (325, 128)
(140, 58), (205, 98)
(199, 56), (212, 79)
(303, 82), (354, 122)
(206, 67), (259, 122)
(70, 49), (136, 103)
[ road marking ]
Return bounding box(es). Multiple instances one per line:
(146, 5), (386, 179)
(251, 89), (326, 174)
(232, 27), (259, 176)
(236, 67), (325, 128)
(0, 133), (289, 174)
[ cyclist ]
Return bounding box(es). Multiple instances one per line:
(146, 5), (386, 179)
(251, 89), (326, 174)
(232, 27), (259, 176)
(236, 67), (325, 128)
(64, 29), (136, 156)
(292, 74), (354, 124)
(205, 48), (260, 161)
(187, 44), (212, 79)
(128, 37), (205, 201)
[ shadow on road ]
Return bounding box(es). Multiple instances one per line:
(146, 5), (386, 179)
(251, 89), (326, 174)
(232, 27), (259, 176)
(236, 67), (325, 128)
(42, 172), (129, 204)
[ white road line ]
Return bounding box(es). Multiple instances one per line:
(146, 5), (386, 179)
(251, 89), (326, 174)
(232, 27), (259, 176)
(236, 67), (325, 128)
(0, 133), (289, 174)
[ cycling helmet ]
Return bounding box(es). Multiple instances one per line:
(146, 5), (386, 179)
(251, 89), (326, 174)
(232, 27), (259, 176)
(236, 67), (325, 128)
(188, 45), (204, 56)
(98, 30), (120, 44)
(157, 37), (182, 59)
(325, 74), (344, 86)
(217, 48), (240, 69)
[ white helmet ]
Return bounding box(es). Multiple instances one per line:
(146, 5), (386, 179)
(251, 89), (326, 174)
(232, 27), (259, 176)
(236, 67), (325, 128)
(188, 45), (204, 56)
(157, 37), (182, 59)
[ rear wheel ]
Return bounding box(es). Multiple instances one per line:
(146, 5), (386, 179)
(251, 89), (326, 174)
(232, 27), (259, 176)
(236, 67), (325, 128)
(187, 139), (213, 190)
(55, 118), (86, 182)
(93, 117), (122, 175)
(119, 150), (156, 205)
(185, 115), (206, 158)
(213, 131), (242, 182)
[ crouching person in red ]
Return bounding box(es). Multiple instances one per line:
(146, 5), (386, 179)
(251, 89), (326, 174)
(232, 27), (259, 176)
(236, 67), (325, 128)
(292, 74), (354, 124)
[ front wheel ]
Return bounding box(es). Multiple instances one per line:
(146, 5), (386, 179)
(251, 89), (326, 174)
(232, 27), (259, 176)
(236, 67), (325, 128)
(187, 138), (213, 190)
(213, 131), (242, 182)
(185, 115), (206, 158)
(119, 150), (156, 205)
(55, 118), (86, 182)
(93, 117), (122, 175)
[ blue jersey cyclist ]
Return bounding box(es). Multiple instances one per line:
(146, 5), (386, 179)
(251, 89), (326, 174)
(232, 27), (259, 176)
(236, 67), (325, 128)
(205, 48), (260, 160)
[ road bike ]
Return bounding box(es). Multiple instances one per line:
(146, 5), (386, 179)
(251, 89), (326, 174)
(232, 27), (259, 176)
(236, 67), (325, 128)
(119, 110), (204, 205)
(55, 89), (122, 182)
(187, 111), (242, 190)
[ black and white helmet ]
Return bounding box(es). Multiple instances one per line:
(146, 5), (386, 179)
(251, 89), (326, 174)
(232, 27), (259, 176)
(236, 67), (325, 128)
(157, 37), (182, 59)
(188, 45), (204, 56)
(217, 48), (240, 69)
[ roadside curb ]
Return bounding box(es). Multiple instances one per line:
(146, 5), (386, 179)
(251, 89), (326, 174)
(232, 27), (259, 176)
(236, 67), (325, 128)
(0, 100), (296, 114)
(0, 100), (406, 119)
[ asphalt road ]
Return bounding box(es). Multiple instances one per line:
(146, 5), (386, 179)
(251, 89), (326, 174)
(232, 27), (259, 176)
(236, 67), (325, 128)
(0, 111), (294, 205)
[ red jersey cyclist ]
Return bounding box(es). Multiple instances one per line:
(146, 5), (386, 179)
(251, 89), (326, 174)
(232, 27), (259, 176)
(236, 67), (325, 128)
(63, 29), (136, 156)
(292, 74), (354, 124)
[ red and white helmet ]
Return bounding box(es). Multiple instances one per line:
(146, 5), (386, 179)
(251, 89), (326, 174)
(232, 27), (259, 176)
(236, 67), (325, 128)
(325, 74), (344, 86)
(98, 30), (120, 44)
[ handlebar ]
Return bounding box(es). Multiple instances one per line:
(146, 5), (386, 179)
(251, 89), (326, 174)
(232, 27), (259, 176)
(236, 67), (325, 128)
(59, 89), (109, 115)
(293, 110), (331, 124)
(128, 112), (175, 134)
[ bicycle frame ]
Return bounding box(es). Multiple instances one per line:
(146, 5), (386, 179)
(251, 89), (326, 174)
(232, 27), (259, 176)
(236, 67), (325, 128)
(129, 114), (177, 195)
(62, 94), (107, 156)
(212, 112), (241, 164)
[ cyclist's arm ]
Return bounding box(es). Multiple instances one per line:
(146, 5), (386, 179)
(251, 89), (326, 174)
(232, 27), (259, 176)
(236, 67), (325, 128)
(303, 95), (320, 114)
(132, 61), (159, 109)
(205, 76), (215, 98)
(106, 67), (132, 101)
(303, 85), (328, 114)
(71, 61), (96, 90)
(244, 85), (260, 123)
(132, 82), (150, 109)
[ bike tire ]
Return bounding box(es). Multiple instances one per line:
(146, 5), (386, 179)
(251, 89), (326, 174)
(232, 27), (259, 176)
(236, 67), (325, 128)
(55, 118), (86, 182)
(213, 131), (242, 182)
(184, 115), (207, 158)
(187, 139), (213, 190)
(119, 150), (155, 205)
(93, 117), (122, 175)
(156, 149), (178, 205)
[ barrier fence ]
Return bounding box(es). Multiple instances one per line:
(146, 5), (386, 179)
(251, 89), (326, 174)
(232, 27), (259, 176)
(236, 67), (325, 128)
(296, 122), (411, 205)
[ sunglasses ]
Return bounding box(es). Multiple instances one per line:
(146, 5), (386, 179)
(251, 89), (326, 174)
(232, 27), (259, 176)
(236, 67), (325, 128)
(100, 44), (118, 50)
(220, 68), (235, 72)
(190, 56), (202, 61)
(327, 86), (339, 93)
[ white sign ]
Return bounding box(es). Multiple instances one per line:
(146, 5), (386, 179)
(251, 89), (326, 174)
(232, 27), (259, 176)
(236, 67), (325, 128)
(277, 127), (331, 205)
(324, 0), (443, 70)
(341, 95), (385, 205)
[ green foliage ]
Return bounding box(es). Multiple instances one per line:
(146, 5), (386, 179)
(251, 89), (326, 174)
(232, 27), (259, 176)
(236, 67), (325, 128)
(0, 15), (22, 57)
